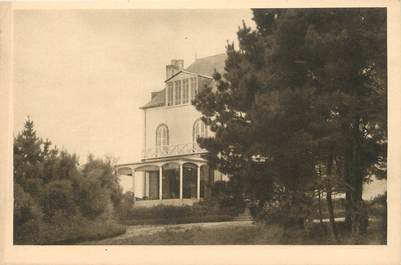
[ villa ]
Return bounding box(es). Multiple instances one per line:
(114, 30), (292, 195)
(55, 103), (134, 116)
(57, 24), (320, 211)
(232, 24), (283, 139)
(116, 54), (228, 207)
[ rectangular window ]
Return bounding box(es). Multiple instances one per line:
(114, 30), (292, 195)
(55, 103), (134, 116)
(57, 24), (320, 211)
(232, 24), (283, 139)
(182, 79), (189, 104)
(167, 82), (174, 106)
(190, 77), (197, 100)
(175, 80), (181, 105)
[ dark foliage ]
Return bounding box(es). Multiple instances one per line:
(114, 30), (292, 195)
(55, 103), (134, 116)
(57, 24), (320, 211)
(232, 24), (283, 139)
(193, 8), (387, 234)
(118, 203), (236, 225)
(13, 118), (123, 244)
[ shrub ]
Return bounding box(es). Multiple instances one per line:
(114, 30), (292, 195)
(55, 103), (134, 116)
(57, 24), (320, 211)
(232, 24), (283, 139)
(119, 203), (235, 225)
(77, 177), (109, 219)
(40, 179), (77, 220)
(368, 192), (387, 243)
(13, 184), (42, 243)
(209, 181), (246, 216)
(115, 192), (135, 220)
(254, 191), (314, 228)
(125, 205), (192, 221)
(14, 214), (126, 245)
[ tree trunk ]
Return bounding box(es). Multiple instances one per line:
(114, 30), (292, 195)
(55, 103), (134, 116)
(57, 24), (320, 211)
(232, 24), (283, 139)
(349, 121), (368, 238)
(326, 184), (338, 241)
(326, 157), (338, 242)
(344, 190), (352, 231)
(343, 151), (353, 231)
(342, 119), (369, 237)
(317, 189), (327, 234)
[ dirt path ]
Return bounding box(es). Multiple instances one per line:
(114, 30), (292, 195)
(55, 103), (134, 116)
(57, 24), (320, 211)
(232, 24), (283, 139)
(82, 220), (254, 245)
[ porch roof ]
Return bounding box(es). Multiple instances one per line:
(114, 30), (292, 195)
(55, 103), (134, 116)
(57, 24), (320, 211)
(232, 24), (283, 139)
(116, 154), (207, 172)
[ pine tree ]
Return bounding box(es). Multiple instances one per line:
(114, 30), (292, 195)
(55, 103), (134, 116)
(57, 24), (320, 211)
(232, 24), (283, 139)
(14, 117), (44, 196)
(194, 8), (386, 235)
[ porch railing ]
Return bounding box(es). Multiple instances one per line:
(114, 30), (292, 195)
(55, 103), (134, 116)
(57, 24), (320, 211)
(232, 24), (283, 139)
(142, 143), (207, 159)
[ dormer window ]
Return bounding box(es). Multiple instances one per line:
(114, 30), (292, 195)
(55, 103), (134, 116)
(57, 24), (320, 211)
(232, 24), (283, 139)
(165, 77), (198, 107)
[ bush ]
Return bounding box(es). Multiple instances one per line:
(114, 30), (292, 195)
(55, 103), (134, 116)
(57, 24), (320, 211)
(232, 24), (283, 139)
(119, 203), (235, 225)
(13, 184), (42, 243)
(209, 181), (246, 216)
(14, 119), (126, 244)
(37, 216), (126, 244)
(14, 184), (41, 225)
(77, 177), (109, 219)
(368, 192), (387, 243)
(125, 205), (192, 221)
(40, 179), (77, 220)
(253, 191), (314, 228)
(14, 214), (126, 245)
(115, 192), (135, 220)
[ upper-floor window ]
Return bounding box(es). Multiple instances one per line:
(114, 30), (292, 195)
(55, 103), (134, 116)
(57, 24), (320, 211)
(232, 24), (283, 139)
(193, 119), (207, 144)
(166, 77), (196, 107)
(156, 124), (169, 147)
(190, 77), (197, 101)
(183, 79), (189, 104)
(175, 80), (181, 105)
(167, 83), (174, 106)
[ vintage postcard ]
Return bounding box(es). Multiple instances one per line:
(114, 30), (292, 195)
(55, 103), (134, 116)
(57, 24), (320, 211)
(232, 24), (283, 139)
(0, 1), (400, 264)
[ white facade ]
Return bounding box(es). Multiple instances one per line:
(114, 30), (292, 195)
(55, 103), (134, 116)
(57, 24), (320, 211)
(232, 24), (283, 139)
(117, 54), (227, 206)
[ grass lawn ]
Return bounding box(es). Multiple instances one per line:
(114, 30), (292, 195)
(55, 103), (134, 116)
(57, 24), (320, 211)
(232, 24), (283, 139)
(83, 218), (386, 245)
(15, 218), (126, 245)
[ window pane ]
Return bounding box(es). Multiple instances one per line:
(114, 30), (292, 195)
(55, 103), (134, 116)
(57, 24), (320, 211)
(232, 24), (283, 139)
(190, 77), (197, 100)
(183, 164), (197, 199)
(162, 164), (180, 199)
(175, 80), (181, 105)
(157, 125), (169, 147)
(193, 120), (207, 144)
(183, 79), (189, 103)
(167, 83), (174, 106)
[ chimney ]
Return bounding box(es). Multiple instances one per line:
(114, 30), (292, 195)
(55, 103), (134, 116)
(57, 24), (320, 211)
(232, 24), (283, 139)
(171, 59), (184, 70)
(166, 59), (184, 79)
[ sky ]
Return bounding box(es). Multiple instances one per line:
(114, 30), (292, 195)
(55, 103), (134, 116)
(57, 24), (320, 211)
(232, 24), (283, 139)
(13, 9), (386, 198)
(14, 9), (255, 164)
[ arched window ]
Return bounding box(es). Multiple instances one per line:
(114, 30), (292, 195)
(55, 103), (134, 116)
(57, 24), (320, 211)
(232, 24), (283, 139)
(193, 119), (207, 144)
(156, 124), (169, 148)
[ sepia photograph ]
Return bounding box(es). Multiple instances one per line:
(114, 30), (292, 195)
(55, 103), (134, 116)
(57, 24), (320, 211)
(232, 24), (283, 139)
(1, 1), (401, 264)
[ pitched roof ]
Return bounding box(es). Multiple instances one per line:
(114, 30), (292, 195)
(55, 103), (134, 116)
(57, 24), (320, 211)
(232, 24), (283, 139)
(141, 53), (227, 109)
(185, 53), (227, 77)
(140, 89), (165, 109)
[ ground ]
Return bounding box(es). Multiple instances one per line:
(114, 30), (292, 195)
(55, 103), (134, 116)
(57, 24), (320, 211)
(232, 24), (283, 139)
(81, 221), (253, 244)
(80, 219), (386, 245)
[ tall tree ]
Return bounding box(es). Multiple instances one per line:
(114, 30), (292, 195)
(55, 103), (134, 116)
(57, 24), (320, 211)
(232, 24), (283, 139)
(14, 118), (44, 197)
(194, 8), (386, 234)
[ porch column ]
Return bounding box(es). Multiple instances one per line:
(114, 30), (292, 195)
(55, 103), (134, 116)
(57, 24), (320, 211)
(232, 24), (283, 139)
(145, 172), (150, 197)
(197, 165), (201, 200)
(143, 172), (147, 198)
(132, 168), (136, 202)
(179, 163), (183, 200)
(159, 166), (163, 200)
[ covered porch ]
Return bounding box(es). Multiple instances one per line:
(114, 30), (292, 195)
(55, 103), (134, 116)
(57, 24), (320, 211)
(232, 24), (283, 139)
(116, 156), (214, 207)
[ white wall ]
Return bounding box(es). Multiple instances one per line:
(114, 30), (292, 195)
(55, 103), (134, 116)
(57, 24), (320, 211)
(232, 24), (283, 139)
(145, 104), (202, 149)
(144, 90), (205, 151)
(143, 72), (215, 152)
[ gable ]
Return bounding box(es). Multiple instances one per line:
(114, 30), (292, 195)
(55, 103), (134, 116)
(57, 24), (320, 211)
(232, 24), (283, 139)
(166, 71), (198, 83)
(141, 53), (227, 110)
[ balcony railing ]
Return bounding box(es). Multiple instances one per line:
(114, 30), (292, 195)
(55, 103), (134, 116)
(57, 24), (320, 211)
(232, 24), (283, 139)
(142, 143), (207, 159)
